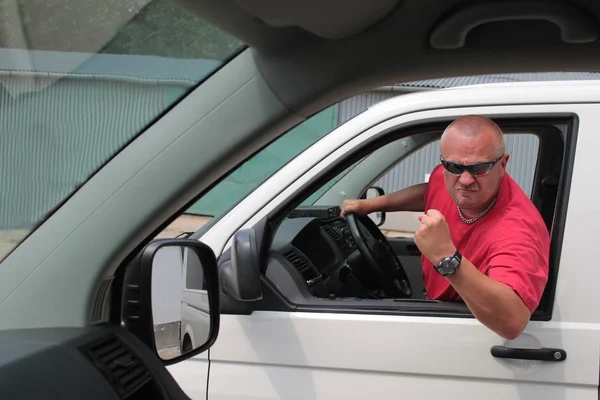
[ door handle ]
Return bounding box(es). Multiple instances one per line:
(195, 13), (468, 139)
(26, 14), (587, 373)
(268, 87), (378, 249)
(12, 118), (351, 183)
(491, 346), (566, 362)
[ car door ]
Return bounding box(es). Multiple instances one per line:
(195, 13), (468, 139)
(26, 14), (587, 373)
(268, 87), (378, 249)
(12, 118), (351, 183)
(206, 102), (600, 400)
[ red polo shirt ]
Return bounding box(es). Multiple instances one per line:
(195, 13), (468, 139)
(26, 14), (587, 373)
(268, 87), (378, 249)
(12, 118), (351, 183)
(421, 165), (550, 313)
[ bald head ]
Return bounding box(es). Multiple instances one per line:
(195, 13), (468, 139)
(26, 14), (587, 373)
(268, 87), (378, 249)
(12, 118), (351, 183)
(441, 115), (505, 158)
(439, 115), (509, 215)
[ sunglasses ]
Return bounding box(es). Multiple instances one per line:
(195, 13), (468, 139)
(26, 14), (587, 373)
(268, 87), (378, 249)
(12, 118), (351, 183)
(440, 155), (504, 176)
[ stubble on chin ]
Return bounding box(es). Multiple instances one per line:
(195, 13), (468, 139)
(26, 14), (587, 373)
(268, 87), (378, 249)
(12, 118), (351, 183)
(453, 188), (479, 210)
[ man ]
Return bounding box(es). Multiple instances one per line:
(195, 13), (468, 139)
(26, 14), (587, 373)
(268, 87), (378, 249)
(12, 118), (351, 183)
(341, 115), (550, 339)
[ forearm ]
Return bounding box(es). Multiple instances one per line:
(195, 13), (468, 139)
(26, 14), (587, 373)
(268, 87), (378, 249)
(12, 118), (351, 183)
(368, 183), (427, 213)
(446, 257), (531, 339)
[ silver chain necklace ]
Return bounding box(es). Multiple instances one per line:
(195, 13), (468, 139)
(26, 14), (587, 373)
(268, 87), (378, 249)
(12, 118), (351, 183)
(457, 196), (497, 224)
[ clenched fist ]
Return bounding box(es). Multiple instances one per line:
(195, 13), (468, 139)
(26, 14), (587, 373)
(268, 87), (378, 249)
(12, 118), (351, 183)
(341, 199), (372, 219)
(414, 209), (457, 266)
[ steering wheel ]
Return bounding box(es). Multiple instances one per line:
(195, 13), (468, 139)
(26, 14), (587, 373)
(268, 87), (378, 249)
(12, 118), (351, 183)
(346, 213), (412, 298)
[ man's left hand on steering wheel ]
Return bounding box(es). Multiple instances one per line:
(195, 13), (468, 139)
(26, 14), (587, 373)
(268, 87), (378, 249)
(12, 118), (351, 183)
(346, 212), (412, 298)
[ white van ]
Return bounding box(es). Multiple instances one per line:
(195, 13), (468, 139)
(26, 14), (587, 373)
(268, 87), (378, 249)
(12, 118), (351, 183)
(168, 80), (600, 399)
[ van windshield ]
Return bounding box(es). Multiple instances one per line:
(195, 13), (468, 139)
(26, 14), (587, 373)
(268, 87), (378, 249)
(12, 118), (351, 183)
(0, 0), (246, 261)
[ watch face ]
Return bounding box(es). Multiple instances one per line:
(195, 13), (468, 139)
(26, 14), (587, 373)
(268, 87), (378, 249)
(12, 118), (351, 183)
(436, 257), (458, 276)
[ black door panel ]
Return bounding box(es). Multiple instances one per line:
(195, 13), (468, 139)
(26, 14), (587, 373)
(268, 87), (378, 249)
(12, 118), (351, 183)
(388, 237), (426, 299)
(388, 237), (420, 256)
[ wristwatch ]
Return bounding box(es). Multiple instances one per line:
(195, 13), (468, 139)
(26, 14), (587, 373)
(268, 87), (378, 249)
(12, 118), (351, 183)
(435, 250), (462, 276)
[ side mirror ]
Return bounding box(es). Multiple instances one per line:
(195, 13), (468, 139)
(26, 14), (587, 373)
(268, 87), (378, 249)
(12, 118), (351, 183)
(220, 229), (263, 301)
(218, 216), (268, 302)
(121, 238), (220, 365)
(362, 186), (387, 227)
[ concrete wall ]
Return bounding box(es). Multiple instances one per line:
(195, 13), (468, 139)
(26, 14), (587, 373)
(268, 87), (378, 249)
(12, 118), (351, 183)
(0, 49), (221, 231)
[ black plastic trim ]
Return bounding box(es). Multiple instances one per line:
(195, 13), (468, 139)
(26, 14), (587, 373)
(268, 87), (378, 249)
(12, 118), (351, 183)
(259, 272), (474, 318)
(535, 117), (578, 320)
(490, 345), (567, 362)
(222, 229), (262, 301)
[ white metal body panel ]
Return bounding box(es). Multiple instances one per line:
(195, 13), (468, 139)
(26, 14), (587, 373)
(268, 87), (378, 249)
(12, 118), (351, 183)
(209, 313), (598, 400)
(181, 290), (211, 349)
(167, 359), (210, 400)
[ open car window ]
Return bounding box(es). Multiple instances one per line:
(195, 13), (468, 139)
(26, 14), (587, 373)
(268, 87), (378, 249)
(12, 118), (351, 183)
(0, 0), (245, 262)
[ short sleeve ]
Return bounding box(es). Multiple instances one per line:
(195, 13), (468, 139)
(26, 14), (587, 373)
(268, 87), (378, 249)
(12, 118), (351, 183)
(484, 235), (550, 313)
(424, 164), (444, 206)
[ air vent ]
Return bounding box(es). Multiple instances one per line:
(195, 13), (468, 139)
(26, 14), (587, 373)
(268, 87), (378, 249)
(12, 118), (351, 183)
(283, 249), (318, 282)
(82, 335), (152, 399)
(323, 226), (345, 247)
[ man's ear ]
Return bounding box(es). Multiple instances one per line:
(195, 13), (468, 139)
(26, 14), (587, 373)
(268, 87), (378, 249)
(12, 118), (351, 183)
(500, 153), (510, 169)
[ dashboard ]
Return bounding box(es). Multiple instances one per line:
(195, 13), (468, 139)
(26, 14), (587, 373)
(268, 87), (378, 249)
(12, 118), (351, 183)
(0, 324), (192, 400)
(270, 206), (365, 298)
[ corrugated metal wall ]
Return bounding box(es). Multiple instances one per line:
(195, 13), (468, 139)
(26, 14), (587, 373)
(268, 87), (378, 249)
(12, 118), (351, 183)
(0, 75), (178, 229)
(338, 91), (540, 196)
(0, 48), (227, 229)
(338, 91), (397, 124)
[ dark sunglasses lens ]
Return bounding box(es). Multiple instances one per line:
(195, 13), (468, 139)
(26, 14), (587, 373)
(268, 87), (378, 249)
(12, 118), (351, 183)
(469, 162), (494, 175)
(442, 160), (464, 174)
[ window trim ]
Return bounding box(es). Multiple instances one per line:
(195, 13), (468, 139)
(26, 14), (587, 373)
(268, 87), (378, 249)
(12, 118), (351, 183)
(233, 113), (577, 322)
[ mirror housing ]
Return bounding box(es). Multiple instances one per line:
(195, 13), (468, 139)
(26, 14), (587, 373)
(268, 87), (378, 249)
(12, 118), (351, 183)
(361, 186), (387, 227)
(220, 229), (263, 301)
(218, 216), (267, 302)
(121, 238), (220, 365)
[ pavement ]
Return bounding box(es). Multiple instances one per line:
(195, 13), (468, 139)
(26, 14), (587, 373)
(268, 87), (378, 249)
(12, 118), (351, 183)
(155, 215), (213, 239)
(0, 229), (31, 262)
(158, 347), (182, 360)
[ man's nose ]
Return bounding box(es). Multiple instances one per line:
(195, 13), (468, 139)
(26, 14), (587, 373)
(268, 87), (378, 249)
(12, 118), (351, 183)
(458, 171), (475, 186)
